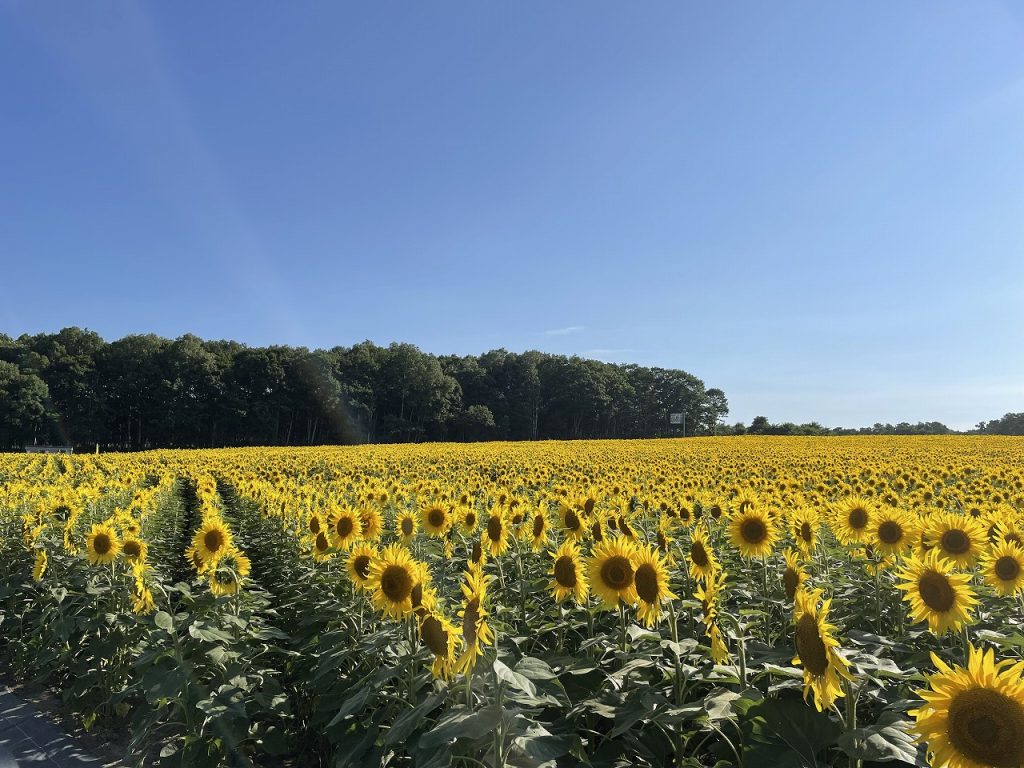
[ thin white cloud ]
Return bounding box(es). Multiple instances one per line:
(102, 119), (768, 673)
(544, 325), (585, 336)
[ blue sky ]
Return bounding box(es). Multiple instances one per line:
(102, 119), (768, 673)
(2, 2), (1022, 430)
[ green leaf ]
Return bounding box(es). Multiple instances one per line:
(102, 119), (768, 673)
(384, 692), (445, 747)
(836, 714), (919, 764)
(419, 705), (504, 750)
(494, 658), (538, 697)
(154, 611), (173, 631)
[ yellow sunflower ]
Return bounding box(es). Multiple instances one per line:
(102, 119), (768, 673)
(550, 539), (589, 604)
(633, 543), (677, 628)
(483, 506), (511, 557)
(367, 544), (420, 620)
(421, 503), (451, 538)
(896, 549), (978, 637)
(530, 507), (550, 551)
(559, 502), (587, 541)
(329, 506), (363, 550)
(834, 498), (874, 545)
(588, 537), (638, 609)
(707, 622), (730, 665)
(458, 505), (479, 535)
(346, 542), (379, 591)
(311, 531), (334, 562)
(468, 538), (487, 573)
(85, 523), (120, 566)
(792, 587), (852, 712)
(208, 547), (251, 597)
(456, 569), (494, 674)
(193, 517), (232, 566)
(120, 536), (148, 565)
(396, 510), (418, 545)
(912, 645), (1024, 768)
(981, 540), (1024, 596)
(695, 568), (727, 626)
(32, 549), (47, 581)
(927, 512), (987, 569)
(687, 525), (719, 581)
(418, 611), (462, 680)
(358, 506), (384, 541)
(871, 508), (916, 557)
(791, 506), (819, 555)
(782, 548), (807, 601)
(729, 508), (778, 559)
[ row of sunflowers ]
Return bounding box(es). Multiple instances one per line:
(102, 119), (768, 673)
(1, 436), (1023, 767)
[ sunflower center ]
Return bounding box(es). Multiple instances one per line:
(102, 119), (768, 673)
(783, 567), (800, 601)
(799, 522), (812, 542)
(947, 686), (1024, 768)
(380, 565), (413, 602)
(353, 555), (371, 579)
(710, 505), (722, 519)
(941, 529), (971, 555)
(847, 507), (868, 530)
(204, 529), (225, 553)
(471, 541), (483, 563)
(533, 515), (544, 537)
(878, 521), (903, 544)
(93, 533), (112, 555)
(336, 517), (353, 537)
(463, 599), (479, 645)
(584, 498), (596, 516)
(309, 517), (321, 534)
(315, 532), (330, 552)
(122, 541), (141, 558)
(740, 518), (767, 544)
(401, 517), (414, 536)
(591, 521), (603, 542)
(635, 563), (659, 603)
(420, 616), (448, 656)
(995, 556), (1021, 582)
(465, 512), (476, 527)
(565, 509), (580, 531)
(487, 516), (503, 542)
(1006, 533), (1022, 546)
(795, 613), (829, 676)
(739, 500), (754, 513)
(411, 582), (424, 609)
(427, 509), (444, 528)
(918, 570), (956, 612)
(554, 556), (577, 587)
(600, 555), (634, 591)
(691, 540), (710, 568)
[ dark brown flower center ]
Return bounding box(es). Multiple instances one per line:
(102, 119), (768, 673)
(353, 555), (371, 579)
(471, 541), (483, 563)
(600, 555), (634, 591)
(565, 509), (580, 531)
(420, 616), (448, 656)
(584, 498), (596, 516)
(427, 509), (445, 528)
(336, 517), (353, 537)
(204, 529), (224, 553)
(795, 613), (829, 676)
(315, 532), (330, 552)
(878, 521), (903, 544)
(122, 540), (141, 558)
(309, 517), (321, 534)
(947, 686), (1024, 768)
(487, 516), (503, 542)
(690, 540), (710, 568)
(554, 556), (577, 588)
(533, 515), (544, 538)
(401, 517), (414, 536)
(740, 518), (767, 545)
(847, 507), (868, 530)
(800, 522), (813, 542)
(93, 533), (112, 555)
(635, 563), (659, 603)
(995, 556), (1020, 582)
(380, 565), (413, 602)
(463, 598), (480, 645)
(918, 570), (955, 612)
(941, 529), (971, 556)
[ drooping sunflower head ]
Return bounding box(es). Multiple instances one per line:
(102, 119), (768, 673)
(86, 523), (121, 566)
(208, 547), (251, 597)
(193, 517), (232, 566)
(781, 548), (806, 601)
(550, 538), (589, 604)
(926, 512), (987, 569)
(310, 531), (334, 562)
(346, 542), (379, 590)
(120, 536), (148, 564)
(896, 549), (979, 637)
(456, 569), (493, 675)
(687, 525), (718, 581)
(588, 537), (639, 609)
(633, 543), (677, 627)
(418, 611), (462, 680)
(729, 508), (778, 559)
(982, 540), (1024, 597)
(913, 645), (1024, 768)
(792, 587), (852, 712)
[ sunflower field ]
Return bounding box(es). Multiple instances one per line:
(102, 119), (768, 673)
(2, 437), (1024, 768)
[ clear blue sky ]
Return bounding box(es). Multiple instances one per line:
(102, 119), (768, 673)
(2, 2), (1022, 430)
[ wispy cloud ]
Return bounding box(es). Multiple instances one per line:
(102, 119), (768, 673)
(544, 325), (585, 336)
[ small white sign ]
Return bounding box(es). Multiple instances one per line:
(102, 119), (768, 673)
(669, 413), (683, 425)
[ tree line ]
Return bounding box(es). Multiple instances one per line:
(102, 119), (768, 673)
(0, 328), (729, 449)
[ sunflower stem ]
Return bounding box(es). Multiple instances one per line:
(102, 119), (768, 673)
(618, 601), (628, 654)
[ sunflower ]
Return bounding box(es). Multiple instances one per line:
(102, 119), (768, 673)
(633, 543), (677, 627)
(732, 490), (759, 516)
(193, 518), (232, 566)
(588, 537), (638, 608)
(729, 508), (778, 559)
(457, 505), (479, 536)
(329, 506), (362, 550)
(483, 506), (511, 557)
(695, 568), (727, 626)
(981, 540), (1024, 597)
(410, 561), (438, 618)
(782, 548), (807, 601)
(550, 539), (589, 604)
(346, 542), (379, 590)
(530, 507), (550, 551)
(791, 507), (819, 555)
(132, 586), (156, 615)
(421, 503), (451, 538)
(896, 549), (978, 637)
(305, 512), (325, 538)
(311, 531), (334, 562)
(834, 498), (873, 545)
(396, 511), (418, 545)
(559, 502), (587, 541)
(927, 512), (987, 569)
(359, 506), (383, 541)
(32, 549), (47, 581)
(208, 547), (252, 597)
(418, 611), (462, 680)
(912, 645), (1024, 768)
(468, 538), (487, 573)
(687, 525), (719, 581)
(707, 622), (730, 665)
(120, 536), (148, 564)
(368, 544), (420, 620)
(792, 587), (852, 712)
(85, 523), (120, 566)
(456, 569), (493, 674)
(871, 508), (916, 557)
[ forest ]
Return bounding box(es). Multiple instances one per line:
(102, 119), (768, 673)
(0, 328), (728, 449)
